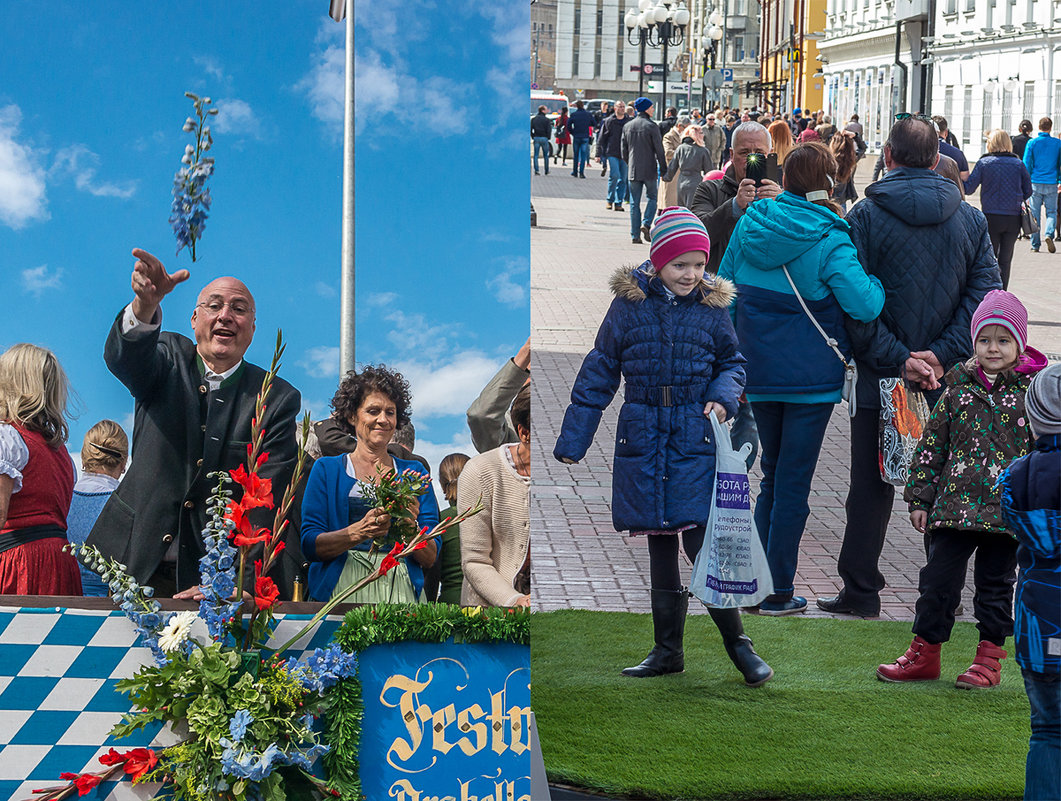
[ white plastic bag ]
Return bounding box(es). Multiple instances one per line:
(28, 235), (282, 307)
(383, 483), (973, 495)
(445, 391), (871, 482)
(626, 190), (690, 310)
(689, 412), (774, 608)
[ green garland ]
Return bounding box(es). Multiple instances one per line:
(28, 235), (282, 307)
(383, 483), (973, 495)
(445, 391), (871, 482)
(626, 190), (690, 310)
(324, 603), (530, 799)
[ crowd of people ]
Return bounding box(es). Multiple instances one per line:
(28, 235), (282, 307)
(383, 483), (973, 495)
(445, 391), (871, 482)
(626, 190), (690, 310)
(547, 109), (1059, 798)
(0, 251), (532, 613)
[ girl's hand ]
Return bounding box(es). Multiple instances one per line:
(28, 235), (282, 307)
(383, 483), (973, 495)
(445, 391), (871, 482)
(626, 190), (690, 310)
(703, 402), (727, 423)
(910, 510), (928, 533)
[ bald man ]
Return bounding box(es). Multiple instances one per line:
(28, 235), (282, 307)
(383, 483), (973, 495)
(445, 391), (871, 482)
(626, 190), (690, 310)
(87, 248), (302, 596)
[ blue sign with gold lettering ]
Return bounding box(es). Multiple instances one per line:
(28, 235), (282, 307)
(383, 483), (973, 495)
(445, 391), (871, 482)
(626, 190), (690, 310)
(358, 640), (531, 801)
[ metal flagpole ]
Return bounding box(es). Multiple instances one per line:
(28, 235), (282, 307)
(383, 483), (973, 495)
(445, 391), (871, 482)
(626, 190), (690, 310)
(331, 0), (356, 376)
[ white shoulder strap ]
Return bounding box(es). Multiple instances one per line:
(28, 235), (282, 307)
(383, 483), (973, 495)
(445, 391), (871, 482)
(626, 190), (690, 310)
(780, 265), (849, 366)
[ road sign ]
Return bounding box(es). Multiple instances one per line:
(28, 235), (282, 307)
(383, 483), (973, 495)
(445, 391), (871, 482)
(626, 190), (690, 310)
(721, 68), (733, 81)
(531, 82), (538, 89)
(703, 69), (723, 89)
(643, 64), (655, 75)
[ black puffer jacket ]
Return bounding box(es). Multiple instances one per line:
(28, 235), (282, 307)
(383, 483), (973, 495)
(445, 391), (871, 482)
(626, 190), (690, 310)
(844, 167), (1003, 408)
(690, 165), (740, 273)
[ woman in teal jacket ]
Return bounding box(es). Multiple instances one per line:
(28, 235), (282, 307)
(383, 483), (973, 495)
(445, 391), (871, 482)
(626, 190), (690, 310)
(718, 142), (885, 615)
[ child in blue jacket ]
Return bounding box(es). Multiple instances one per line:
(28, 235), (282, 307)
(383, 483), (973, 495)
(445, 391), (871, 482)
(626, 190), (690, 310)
(998, 363), (1060, 801)
(554, 207), (772, 687)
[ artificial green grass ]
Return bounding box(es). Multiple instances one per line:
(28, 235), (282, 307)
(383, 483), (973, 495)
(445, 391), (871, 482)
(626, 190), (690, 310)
(532, 610), (1028, 800)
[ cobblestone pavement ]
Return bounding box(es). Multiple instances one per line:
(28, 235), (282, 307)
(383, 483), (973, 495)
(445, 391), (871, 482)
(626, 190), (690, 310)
(530, 153), (1061, 619)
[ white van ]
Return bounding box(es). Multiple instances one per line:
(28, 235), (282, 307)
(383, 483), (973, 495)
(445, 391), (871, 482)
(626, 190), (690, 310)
(531, 91), (569, 120)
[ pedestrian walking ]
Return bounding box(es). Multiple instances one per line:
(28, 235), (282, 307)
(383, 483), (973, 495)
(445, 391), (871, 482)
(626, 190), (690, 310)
(554, 107), (571, 167)
(1012, 119), (1034, 160)
(568, 100), (594, 178)
(702, 112), (726, 169)
(597, 100), (630, 211)
(531, 105), (552, 175)
(659, 113), (688, 211)
(621, 97), (668, 244)
(662, 125), (713, 208)
(718, 142), (884, 616)
(964, 129), (1033, 289)
(998, 363), (1061, 801)
(1022, 116), (1061, 253)
(816, 115), (1002, 619)
(877, 291), (1047, 687)
(553, 207), (773, 687)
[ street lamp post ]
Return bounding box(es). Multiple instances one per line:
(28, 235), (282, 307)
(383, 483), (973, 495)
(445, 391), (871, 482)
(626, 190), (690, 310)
(625, 0), (689, 110)
(700, 11), (723, 114)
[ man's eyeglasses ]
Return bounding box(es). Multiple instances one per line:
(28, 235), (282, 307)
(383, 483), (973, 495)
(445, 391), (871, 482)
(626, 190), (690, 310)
(196, 300), (254, 317)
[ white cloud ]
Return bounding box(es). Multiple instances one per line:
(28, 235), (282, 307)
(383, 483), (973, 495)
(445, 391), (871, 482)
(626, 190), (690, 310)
(394, 351), (504, 420)
(0, 104), (48, 229)
(52, 144), (137, 199)
(299, 346), (341, 379)
(383, 310), (460, 360)
(193, 55), (230, 85)
(486, 257), (529, 307)
(214, 98), (262, 138)
(315, 281), (337, 298)
(21, 264), (63, 297)
(367, 291), (398, 307)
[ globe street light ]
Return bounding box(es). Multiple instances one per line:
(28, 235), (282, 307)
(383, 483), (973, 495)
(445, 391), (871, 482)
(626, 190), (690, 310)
(625, 0), (689, 111)
(700, 20), (724, 113)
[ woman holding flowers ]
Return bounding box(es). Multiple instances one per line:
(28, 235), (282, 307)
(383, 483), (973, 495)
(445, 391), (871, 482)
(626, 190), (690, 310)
(300, 365), (440, 602)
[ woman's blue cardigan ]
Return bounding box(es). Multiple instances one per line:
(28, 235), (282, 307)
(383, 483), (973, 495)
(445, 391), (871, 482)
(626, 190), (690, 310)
(300, 454), (441, 601)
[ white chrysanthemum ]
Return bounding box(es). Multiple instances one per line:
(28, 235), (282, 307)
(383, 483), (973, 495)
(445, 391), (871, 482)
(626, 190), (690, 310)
(158, 610), (198, 652)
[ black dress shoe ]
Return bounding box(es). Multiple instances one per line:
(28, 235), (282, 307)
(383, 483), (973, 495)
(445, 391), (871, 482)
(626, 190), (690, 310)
(816, 595), (879, 617)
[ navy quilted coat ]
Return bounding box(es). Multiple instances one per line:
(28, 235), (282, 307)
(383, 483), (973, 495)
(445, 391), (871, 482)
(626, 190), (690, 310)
(553, 264), (745, 532)
(844, 167), (1002, 408)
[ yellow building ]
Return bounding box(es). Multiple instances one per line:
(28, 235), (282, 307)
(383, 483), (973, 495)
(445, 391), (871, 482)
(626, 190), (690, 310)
(758, 0), (825, 113)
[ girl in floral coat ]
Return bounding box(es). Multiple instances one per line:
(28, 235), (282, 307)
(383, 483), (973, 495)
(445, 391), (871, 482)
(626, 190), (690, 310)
(878, 290), (1048, 688)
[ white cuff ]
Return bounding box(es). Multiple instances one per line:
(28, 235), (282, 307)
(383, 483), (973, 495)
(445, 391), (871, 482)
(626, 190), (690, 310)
(120, 303), (161, 334)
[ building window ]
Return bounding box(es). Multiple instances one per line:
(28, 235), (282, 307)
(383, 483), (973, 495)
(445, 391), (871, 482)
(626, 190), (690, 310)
(1023, 80), (1036, 121)
(944, 86), (954, 126)
(735, 35), (745, 62)
(1054, 80), (1061, 119)
(962, 86), (973, 148)
(596, 6), (603, 35)
(1002, 84), (1014, 131)
(943, 0), (956, 14)
(982, 87), (994, 140)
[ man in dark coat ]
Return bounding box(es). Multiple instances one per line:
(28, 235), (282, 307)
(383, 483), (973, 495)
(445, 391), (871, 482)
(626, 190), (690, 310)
(658, 106), (679, 135)
(596, 100), (631, 211)
(88, 249), (302, 596)
(622, 97), (668, 244)
(817, 117), (1003, 618)
(567, 99), (595, 178)
(531, 104), (552, 175)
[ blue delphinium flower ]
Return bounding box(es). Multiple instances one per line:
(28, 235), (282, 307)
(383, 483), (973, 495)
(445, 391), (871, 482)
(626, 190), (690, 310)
(198, 528), (242, 644)
(229, 709), (254, 743)
(284, 643), (358, 694)
(170, 92), (218, 261)
(220, 738), (329, 780)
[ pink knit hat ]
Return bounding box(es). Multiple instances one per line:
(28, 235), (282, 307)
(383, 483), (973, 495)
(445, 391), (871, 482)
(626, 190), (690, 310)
(971, 289), (1028, 352)
(649, 207), (711, 272)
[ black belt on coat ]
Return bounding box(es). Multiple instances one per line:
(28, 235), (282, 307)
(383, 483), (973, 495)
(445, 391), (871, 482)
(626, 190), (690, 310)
(0, 524), (68, 555)
(624, 383), (708, 407)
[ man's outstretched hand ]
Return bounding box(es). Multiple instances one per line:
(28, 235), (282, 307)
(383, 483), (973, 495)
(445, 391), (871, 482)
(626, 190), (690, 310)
(130, 248), (190, 322)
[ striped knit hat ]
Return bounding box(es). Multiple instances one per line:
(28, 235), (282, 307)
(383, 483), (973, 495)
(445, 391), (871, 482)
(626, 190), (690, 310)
(649, 207), (711, 272)
(971, 289), (1028, 353)
(1026, 363), (1061, 436)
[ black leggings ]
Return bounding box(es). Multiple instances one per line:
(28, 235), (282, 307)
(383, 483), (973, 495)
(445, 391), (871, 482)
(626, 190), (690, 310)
(647, 526), (706, 591)
(985, 213), (1020, 290)
(554, 143), (569, 162)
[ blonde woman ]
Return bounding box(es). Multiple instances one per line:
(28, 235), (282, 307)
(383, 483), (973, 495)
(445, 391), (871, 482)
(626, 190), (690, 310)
(435, 452), (471, 604)
(964, 128), (1033, 288)
(68, 421), (128, 596)
(767, 119), (794, 166)
(0, 344), (81, 595)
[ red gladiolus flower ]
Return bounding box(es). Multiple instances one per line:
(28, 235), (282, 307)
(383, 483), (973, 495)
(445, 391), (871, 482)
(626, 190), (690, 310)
(60, 773), (103, 796)
(254, 575), (280, 610)
(230, 464), (274, 510)
(98, 747), (124, 766)
(256, 451), (269, 470)
(380, 541), (405, 575)
(226, 500), (271, 547)
(121, 748), (158, 781)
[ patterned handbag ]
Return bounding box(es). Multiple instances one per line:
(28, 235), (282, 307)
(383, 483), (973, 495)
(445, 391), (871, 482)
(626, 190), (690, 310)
(878, 377), (932, 486)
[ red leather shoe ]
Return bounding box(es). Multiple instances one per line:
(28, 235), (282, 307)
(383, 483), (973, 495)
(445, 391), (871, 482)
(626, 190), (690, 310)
(955, 641), (1006, 689)
(877, 636), (942, 682)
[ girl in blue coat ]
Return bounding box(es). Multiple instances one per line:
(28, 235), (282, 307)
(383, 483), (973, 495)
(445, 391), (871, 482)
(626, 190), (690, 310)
(554, 207), (773, 686)
(718, 142), (885, 615)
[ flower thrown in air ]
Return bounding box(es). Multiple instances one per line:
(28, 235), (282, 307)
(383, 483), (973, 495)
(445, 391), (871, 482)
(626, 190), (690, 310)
(157, 610), (198, 653)
(170, 92), (218, 261)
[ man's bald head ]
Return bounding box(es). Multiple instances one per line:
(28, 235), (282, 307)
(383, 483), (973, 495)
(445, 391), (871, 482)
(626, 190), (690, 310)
(191, 276), (256, 373)
(197, 276), (255, 310)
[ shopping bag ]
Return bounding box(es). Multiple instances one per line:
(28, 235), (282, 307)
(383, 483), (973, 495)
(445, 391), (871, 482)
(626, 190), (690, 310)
(878, 377), (932, 486)
(689, 412), (774, 608)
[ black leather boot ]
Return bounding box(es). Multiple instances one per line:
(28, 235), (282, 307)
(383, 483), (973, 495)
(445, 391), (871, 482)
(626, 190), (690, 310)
(708, 607), (774, 687)
(621, 588), (688, 677)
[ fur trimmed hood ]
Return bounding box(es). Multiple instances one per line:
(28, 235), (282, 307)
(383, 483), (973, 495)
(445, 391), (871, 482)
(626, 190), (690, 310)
(609, 262), (736, 308)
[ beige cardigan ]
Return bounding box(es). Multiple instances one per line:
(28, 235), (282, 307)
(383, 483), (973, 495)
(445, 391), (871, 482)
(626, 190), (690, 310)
(458, 445), (529, 607)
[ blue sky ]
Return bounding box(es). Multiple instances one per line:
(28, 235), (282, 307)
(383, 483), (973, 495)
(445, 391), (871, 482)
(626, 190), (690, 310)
(0, 1), (529, 487)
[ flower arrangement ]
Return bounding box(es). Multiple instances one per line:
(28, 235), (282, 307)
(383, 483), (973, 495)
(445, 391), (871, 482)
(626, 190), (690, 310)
(170, 92), (217, 262)
(356, 465), (431, 550)
(42, 332), (482, 801)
